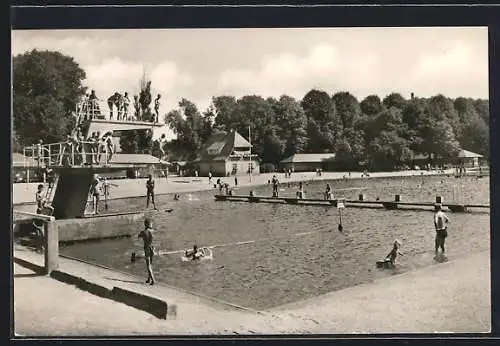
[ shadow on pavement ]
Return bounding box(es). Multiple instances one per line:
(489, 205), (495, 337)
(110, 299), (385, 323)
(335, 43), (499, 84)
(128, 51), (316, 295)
(14, 273), (44, 278)
(103, 276), (144, 284)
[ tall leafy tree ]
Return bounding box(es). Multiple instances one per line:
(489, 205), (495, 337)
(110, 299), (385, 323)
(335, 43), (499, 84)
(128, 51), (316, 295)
(120, 76), (155, 153)
(13, 49), (86, 146)
(233, 95), (276, 157)
(382, 92), (407, 110)
(301, 89), (340, 152)
(459, 116), (489, 156)
(366, 131), (413, 170)
(473, 99), (489, 124)
(428, 94), (462, 140)
(272, 95), (308, 158)
(262, 128), (283, 165)
(332, 91), (361, 130)
(360, 95), (385, 117)
(212, 95), (238, 132)
(164, 98), (205, 160)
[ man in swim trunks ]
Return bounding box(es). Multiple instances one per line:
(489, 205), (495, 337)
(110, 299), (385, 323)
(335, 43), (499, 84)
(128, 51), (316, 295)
(297, 182), (305, 199)
(107, 92), (121, 120)
(271, 175), (279, 197)
(434, 203), (450, 254)
(89, 174), (101, 214)
(154, 94), (161, 123)
(157, 134), (167, 160)
(138, 218), (156, 285)
(146, 174), (158, 210)
(324, 183), (333, 200)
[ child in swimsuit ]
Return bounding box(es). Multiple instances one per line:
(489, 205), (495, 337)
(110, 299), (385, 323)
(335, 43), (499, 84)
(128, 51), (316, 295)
(185, 245), (204, 261)
(138, 218), (156, 285)
(385, 240), (403, 267)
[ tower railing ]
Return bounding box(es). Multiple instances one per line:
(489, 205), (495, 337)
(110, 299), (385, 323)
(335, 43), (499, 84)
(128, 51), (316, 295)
(75, 99), (157, 124)
(23, 140), (112, 168)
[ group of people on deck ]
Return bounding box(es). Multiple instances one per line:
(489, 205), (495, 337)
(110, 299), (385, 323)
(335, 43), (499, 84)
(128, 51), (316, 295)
(58, 128), (115, 166)
(77, 90), (162, 123)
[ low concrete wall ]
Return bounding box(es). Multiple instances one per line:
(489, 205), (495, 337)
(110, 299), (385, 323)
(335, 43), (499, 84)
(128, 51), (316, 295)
(111, 287), (169, 320)
(14, 212), (143, 243)
(50, 270), (112, 300)
(56, 213), (143, 243)
(15, 253), (174, 320)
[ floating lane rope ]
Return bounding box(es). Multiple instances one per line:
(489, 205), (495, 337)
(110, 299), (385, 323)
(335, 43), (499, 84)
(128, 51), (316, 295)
(130, 226), (345, 261)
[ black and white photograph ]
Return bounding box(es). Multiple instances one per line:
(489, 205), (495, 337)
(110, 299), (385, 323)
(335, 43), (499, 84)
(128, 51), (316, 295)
(12, 25), (490, 335)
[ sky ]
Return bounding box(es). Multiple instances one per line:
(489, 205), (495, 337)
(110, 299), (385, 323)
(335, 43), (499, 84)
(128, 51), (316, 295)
(12, 27), (488, 139)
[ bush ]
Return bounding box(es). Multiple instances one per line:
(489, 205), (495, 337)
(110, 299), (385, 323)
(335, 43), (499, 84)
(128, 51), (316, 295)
(260, 163), (275, 173)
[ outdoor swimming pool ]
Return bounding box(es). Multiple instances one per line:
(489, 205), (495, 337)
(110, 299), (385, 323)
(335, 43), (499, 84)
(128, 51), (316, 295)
(61, 174), (490, 310)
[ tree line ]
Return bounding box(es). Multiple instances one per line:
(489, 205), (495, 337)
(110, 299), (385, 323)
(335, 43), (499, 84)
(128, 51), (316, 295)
(165, 91), (489, 170)
(12, 50), (489, 171)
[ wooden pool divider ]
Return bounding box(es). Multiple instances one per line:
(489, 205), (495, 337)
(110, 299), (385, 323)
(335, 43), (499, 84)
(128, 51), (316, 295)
(214, 193), (489, 213)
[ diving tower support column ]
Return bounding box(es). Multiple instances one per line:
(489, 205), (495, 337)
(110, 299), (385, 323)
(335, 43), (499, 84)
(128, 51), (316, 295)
(51, 168), (95, 219)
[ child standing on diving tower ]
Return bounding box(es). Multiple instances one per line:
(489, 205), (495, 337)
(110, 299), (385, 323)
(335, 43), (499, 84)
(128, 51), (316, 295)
(154, 94), (161, 123)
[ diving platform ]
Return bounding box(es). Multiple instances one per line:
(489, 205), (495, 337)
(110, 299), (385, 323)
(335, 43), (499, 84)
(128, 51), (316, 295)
(22, 100), (166, 220)
(86, 118), (163, 136)
(214, 194), (490, 213)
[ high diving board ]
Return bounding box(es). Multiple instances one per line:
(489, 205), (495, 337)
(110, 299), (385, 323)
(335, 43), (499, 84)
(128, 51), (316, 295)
(85, 119), (163, 136)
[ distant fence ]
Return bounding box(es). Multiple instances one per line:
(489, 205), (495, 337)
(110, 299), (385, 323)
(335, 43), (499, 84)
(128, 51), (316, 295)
(13, 211), (59, 274)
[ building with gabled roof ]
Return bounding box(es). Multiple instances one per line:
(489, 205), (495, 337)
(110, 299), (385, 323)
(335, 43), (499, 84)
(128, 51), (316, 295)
(196, 130), (260, 177)
(280, 153), (337, 172)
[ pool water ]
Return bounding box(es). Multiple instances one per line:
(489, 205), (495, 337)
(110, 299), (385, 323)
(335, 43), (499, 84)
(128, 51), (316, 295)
(61, 175), (490, 310)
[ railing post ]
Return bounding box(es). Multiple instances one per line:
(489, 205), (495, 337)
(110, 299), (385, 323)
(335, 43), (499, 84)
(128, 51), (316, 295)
(44, 217), (59, 274)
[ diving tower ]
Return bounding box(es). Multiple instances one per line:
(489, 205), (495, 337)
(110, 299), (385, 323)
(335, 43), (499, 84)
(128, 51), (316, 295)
(23, 99), (164, 220)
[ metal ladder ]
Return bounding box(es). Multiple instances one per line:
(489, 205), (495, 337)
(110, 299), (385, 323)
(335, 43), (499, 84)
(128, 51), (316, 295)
(44, 173), (59, 204)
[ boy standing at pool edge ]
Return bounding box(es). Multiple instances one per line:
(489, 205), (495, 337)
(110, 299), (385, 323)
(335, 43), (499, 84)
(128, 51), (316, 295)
(138, 218), (156, 285)
(434, 203), (450, 254)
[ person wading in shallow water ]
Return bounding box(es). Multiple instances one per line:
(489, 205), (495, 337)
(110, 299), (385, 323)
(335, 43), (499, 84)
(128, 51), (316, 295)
(146, 174), (158, 210)
(138, 218), (156, 285)
(434, 203), (450, 254)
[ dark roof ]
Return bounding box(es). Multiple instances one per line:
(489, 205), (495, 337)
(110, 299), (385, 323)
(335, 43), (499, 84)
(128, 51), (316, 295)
(110, 154), (168, 165)
(280, 153), (336, 163)
(458, 149), (483, 158)
(196, 130), (252, 162)
(413, 149), (483, 160)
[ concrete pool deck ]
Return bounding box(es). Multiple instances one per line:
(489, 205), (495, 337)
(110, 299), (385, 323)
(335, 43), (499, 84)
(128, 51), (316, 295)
(13, 169), (454, 206)
(14, 247), (490, 335)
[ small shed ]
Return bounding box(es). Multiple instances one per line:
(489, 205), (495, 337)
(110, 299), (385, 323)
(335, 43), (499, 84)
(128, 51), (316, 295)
(457, 149), (484, 168)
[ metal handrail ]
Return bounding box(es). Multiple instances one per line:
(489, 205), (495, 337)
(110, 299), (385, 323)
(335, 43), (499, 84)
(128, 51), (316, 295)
(75, 99), (156, 123)
(13, 210), (55, 222)
(23, 140), (113, 167)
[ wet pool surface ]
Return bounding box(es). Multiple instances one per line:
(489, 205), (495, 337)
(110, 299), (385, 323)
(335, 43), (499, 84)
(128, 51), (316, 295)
(61, 175), (490, 310)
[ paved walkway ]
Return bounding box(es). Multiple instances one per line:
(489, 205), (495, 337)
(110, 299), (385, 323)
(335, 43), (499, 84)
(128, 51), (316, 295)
(14, 248), (490, 335)
(13, 169), (452, 205)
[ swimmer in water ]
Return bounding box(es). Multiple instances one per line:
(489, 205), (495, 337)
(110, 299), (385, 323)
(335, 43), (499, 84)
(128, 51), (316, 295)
(385, 240), (403, 267)
(184, 244), (204, 261)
